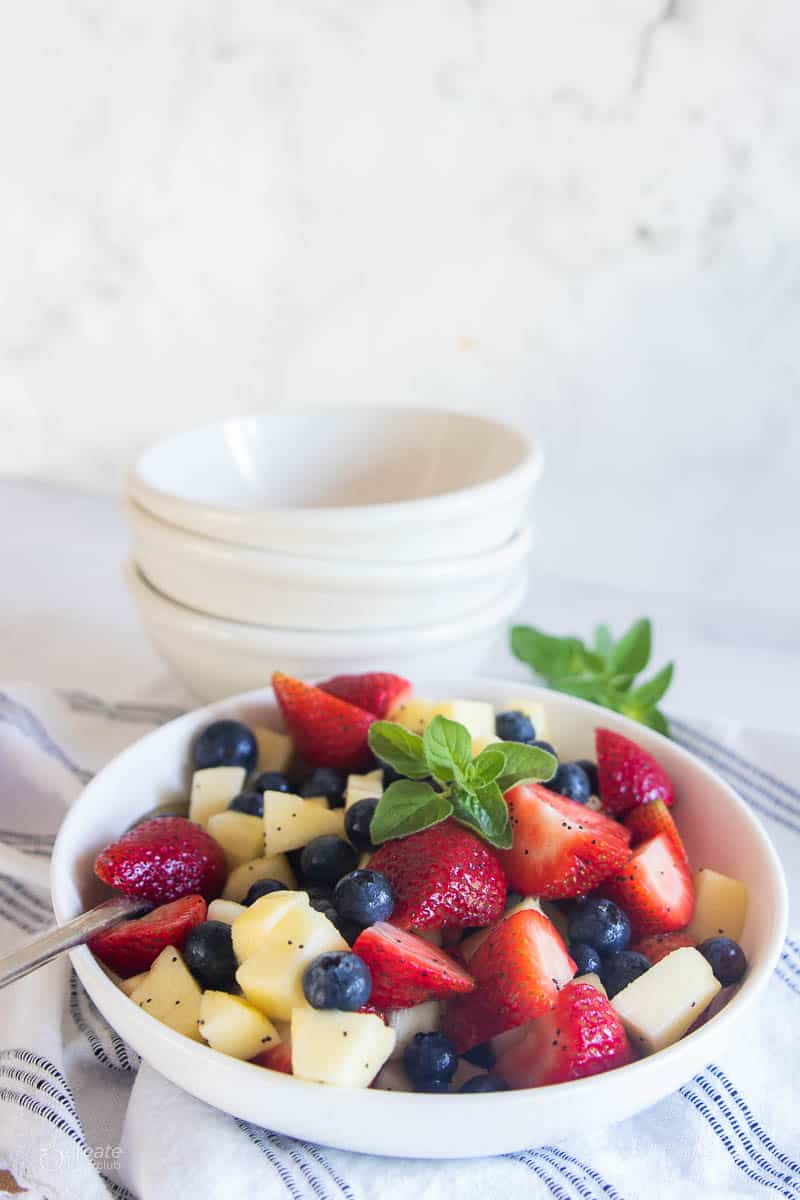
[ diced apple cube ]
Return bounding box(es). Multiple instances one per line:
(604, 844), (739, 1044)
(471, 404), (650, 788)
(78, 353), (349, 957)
(305, 796), (329, 808)
(345, 769), (384, 810)
(386, 1000), (441, 1060)
(611, 946), (721, 1054)
(263, 793), (345, 856)
(129, 946), (203, 1041)
(236, 907), (347, 1020)
(461, 896), (542, 963)
(207, 899), (246, 926)
(199, 991), (281, 1060)
(291, 1009), (395, 1088)
(574, 973), (607, 997)
(502, 698), (549, 742)
(687, 868), (748, 944)
(471, 736), (497, 757)
(431, 700), (495, 741)
(390, 698), (435, 735)
(254, 727), (293, 773)
(189, 766), (247, 828)
(206, 810), (264, 871)
(232, 890), (310, 963)
(223, 854), (296, 902)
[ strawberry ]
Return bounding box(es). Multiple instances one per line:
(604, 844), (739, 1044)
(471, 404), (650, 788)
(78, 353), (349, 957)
(272, 672), (375, 771)
(94, 817), (227, 904)
(500, 782), (631, 900)
(631, 929), (695, 965)
(602, 832), (694, 938)
(366, 821), (507, 930)
(317, 672), (411, 718)
(624, 799), (688, 863)
(353, 923), (475, 1009)
(494, 981), (631, 1088)
(253, 1041), (293, 1074)
(595, 728), (674, 815)
(89, 894), (207, 976)
(443, 909), (576, 1053)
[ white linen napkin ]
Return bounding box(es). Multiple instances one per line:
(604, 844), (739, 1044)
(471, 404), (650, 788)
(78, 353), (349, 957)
(0, 686), (797, 1200)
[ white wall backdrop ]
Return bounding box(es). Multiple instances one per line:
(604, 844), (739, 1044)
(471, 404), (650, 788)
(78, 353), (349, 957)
(1, 1), (799, 635)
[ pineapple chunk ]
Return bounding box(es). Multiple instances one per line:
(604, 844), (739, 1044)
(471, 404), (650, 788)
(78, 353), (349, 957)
(502, 698), (549, 742)
(206, 810), (264, 871)
(223, 854), (296, 902)
(119, 970), (149, 997)
(291, 1009), (395, 1088)
(358, 852), (372, 869)
(254, 727), (293, 773)
(237, 906), (347, 1020)
(207, 899), (246, 926)
(687, 868), (748, 944)
(430, 700), (495, 741)
(232, 890), (310, 963)
(345, 769), (384, 810)
(386, 1001), (441, 1060)
(305, 795), (329, 808)
(129, 947), (203, 1041)
(263, 792), (345, 856)
(471, 735), (497, 757)
(574, 972), (607, 997)
(612, 947), (721, 1054)
(189, 766), (246, 828)
(199, 991), (281, 1060)
(461, 896), (542, 963)
(390, 698), (435, 735)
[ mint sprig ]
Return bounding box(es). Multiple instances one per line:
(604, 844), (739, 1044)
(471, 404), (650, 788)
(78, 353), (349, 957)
(368, 715), (557, 849)
(511, 617), (673, 735)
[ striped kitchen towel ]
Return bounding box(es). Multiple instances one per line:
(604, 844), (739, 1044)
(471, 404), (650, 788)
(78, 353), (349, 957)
(0, 686), (797, 1200)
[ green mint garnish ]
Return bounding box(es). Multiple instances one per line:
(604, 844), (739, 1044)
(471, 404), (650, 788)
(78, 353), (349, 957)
(367, 715), (557, 849)
(511, 616), (673, 736)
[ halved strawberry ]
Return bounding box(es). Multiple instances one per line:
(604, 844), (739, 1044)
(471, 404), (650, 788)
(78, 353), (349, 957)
(317, 673), (411, 718)
(631, 929), (695, 965)
(443, 909), (576, 1053)
(272, 672), (375, 771)
(367, 821), (507, 930)
(252, 1041), (292, 1074)
(500, 782), (631, 900)
(624, 800), (688, 863)
(94, 817), (227, 903)
(494, 981), (631, 1088)
(596, 728), (674, 815)
(353, 923), (475, 1009)
(89, 894), (207, 977)
(602, 832), (694, 938)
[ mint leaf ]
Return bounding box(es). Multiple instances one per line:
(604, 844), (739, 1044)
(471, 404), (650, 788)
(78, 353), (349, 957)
(422, 715), (472, 783)
(484, 741), (557, 790)
(549, 675), (605, 703)
(451, 783), (511, 849)
(608, 618), (651, 677)
(593, 623), (613, 659)
(627, 662), (674, 708)
(644, 707), (670, 736)
(511, 626), (602, 680)
(368, 722), (429, 780)
(470, 748), (505, 788)
(369, 780), (453, 843)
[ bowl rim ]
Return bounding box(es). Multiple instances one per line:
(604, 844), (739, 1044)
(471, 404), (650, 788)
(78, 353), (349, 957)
(128, 407), (543, 528)
(50, 677), (789, 1141)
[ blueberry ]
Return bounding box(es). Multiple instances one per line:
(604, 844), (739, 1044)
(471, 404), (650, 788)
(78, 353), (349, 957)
(699, 937), (747, 986)
(183, 921), (238, 991)
(544, 762), (591, 804)
(243, 878), (289, 906)
(302, 951), (372, 1011)
(286, 848), (305, 883)
(300, 835), (358, 885)
(602, 950), (651, 998)
(299, 768), (347, 808)
(192, 720), (258, 773)
(495, 710), (535, 743)
(250, 771), (290, 795)
(304, 882), (334, 912)
(529, 739), (557, 757)
(403, 1033), (458, 1091)
(333, 870), (395, 927)
(380, 761), (404, 787)
(461, 1042), (496, 1069)
(228, 791), (264, 817)
(345, 797), (380, 852)
(569, 942), (603, 976)
(458, 1075), (509, 1093)
(575, 759), (599, 795)
(568, 897), (631, 956)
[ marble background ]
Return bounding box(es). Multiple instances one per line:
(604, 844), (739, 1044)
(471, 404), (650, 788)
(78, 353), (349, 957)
(1, 1), (798, 644)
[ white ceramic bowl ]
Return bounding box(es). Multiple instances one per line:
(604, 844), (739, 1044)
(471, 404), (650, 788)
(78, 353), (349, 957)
(126, 499), (533, 630)
(125, 563), (528, 700)
(51, 679), (788, 1159)
(128, 408), (541, 562)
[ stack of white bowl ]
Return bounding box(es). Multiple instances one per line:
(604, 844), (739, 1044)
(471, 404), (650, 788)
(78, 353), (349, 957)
(125, 407), (540, 700)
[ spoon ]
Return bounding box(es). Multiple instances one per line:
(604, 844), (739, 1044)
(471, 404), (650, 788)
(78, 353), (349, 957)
(0, 895), (153, 990)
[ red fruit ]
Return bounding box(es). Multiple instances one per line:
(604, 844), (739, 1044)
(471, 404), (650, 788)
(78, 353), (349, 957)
(89, 894), (207, 977)
(603, 832), (694, 938)
(596, 728), (674, 815)
(94, 817), (227, 904)
(631, 929), (695, 965)
(367, 821), (507, 930)
(272, 672), (375, 771)
(317, 672), (411, 718)
(443, 909), (576, 1053)
(353, 923), (475, 1009)
(494, 981), (631, 1088)
(624, 800), (688, 863)
(500, 783), (631, 900)
(253, 1041), (293, 1074)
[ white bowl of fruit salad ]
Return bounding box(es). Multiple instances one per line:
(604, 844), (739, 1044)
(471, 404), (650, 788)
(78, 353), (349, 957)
(50, 672), (788, 1159)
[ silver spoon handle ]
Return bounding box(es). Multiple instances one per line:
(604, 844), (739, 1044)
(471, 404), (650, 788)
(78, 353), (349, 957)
(0, 896), (152, 990)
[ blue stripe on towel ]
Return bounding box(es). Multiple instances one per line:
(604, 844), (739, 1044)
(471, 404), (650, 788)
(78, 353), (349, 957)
(235, 1119), (306, 1200)
(0, 1049), (83, 1127)
(542, 1146), (628, 1200)
(68, 973), (136, 1072)
(298, 1141), (358, 1200)
(59, 690), (187, 726)
(0, 691), (92, 783)
(507, 1149), (574, 1198)
(264, 1131), (336, 1200)
(672, 720), (800, 807)
(706, 1065), (800, 1178)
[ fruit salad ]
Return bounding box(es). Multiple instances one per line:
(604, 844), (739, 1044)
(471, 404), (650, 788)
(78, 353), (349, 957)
(88, 671), (750, 1094)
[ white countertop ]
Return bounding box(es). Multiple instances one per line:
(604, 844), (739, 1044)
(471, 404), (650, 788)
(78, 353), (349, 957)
(3, 478), (797, 734)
